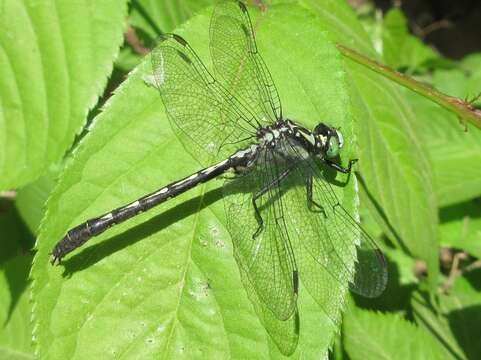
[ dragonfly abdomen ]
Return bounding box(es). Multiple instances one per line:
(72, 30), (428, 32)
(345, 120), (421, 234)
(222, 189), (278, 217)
(51, 147), (257, 264)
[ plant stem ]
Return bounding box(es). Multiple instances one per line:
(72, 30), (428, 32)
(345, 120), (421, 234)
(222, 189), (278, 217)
(337, 44), (481, 130)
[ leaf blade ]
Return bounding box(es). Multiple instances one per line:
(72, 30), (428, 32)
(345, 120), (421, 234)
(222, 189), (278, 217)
(32, 3), (356, 358)
(344, 307), (451, 360)
(0, 0), (128, 190)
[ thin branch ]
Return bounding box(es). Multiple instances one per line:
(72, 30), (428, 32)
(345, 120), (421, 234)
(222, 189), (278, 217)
(411, 19), (452, 39)
(442, 252), (466, 292)
(337, 44), (481, 130)
(0, 190), (16, 199)
(125, 26), (150, 56)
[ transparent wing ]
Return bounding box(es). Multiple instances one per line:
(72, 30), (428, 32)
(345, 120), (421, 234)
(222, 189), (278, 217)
(281, 138), (388, 299)
(151, 33), (258, 166)
(238, 266), (299, 356)
(210, 1), (282, 125)
(223, 147), (298, 321)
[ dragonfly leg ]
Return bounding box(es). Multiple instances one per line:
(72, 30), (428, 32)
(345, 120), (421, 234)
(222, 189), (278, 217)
(252, 197), (264, 239)
(252, 167), (294, 239)
(306, 174), (327, 218)
(325, 158), (358, 174)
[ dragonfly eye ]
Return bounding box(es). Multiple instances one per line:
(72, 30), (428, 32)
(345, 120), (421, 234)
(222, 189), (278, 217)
(326, 136), (340, 158)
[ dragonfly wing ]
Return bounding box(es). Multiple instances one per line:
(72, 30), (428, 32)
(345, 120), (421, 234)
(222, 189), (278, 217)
(223, 146), (299, 321)
(238, 265), (299, 356)
(210, 1), (282, 125)
(151, 34), (257, 166)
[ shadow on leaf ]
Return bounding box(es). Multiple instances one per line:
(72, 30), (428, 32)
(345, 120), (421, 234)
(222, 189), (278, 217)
(60, 187), (224, 276)
(447, 304), (481, 359)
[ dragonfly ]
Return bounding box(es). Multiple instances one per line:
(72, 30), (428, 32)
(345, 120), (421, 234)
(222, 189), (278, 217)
(51, 0), (387, 352)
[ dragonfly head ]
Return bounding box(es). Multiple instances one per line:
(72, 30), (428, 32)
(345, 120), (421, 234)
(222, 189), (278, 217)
(313, 123), (344, 159)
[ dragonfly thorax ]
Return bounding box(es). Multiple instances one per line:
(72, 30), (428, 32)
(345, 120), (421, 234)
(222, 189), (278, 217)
(256, 120), (344, 159)
(256, 120), (293, 148)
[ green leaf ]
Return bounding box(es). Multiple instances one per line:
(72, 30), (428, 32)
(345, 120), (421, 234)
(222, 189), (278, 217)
(0, 255), (34, 360)
(402, 87), (481, 206)
(114, 45), (143, 73)
(382, 8), (438, 72)
(460, 54), (481, 107)
(434, 54), (481, 105)
(438, 274), (481, 359)
(15, 165), (61, 235)
(343, 307), (451, 360)
(439, 199), (481, 258)
(298, 0), (378, 58)
(411, 292), (466, 360)
(0, 199), (35, 359)
(32, 3), (355, 358)
(0, 0), (128, 190)
(412, 273), (481, 360)
(383, 247), (418, 286)
(130, 0), (214, 39)
(433, 69), (468, 100)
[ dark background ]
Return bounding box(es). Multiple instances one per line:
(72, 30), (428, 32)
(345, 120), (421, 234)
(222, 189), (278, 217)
(373, 0), (481, 59)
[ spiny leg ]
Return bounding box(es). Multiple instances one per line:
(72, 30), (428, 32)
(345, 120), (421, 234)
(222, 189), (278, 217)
(307, 172), (345, 218)
(252, 167), (293, 239)
(306, 173), (327, 218)
(325, 158), (357, 174)
(313, 158), (358, 216)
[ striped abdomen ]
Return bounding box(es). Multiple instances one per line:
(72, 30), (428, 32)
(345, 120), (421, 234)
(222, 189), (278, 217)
(51, 147), (256, 264)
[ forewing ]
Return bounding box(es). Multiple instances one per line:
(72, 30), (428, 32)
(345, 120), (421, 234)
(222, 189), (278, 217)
(210, 1), (281, 125)
(223, 147), (298, 321)
(151, 34), (257, 166)
(284, 139), (388, 299)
